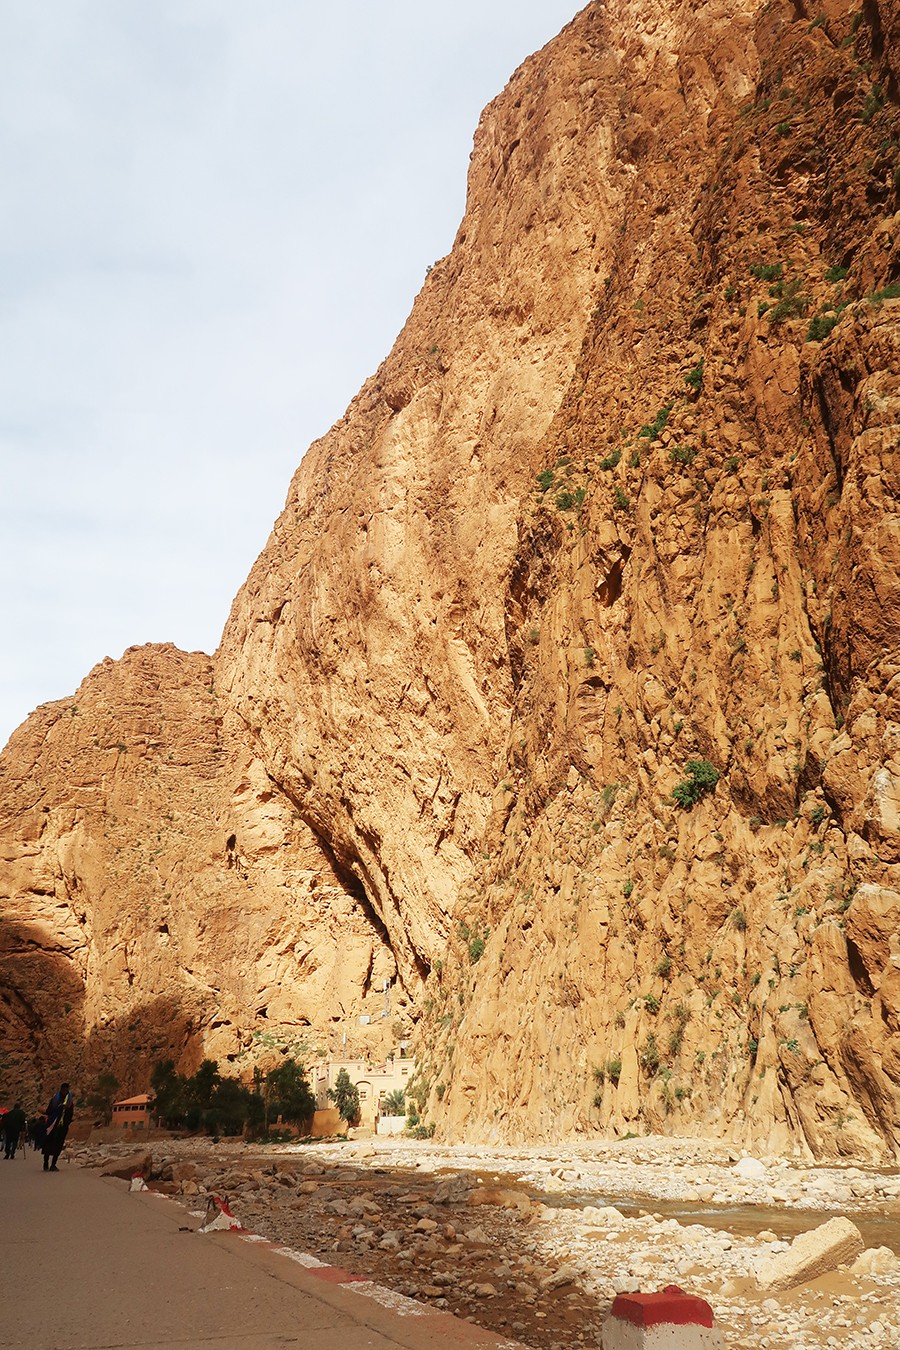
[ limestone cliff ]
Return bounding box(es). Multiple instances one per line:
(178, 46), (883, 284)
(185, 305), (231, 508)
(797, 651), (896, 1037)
(1, 0), (899, 1159)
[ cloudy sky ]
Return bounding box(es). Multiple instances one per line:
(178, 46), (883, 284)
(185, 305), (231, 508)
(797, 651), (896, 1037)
(0, 1), (579, 749)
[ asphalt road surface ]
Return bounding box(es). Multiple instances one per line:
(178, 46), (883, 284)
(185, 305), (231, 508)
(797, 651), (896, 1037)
(0, 1147), (524, 1350)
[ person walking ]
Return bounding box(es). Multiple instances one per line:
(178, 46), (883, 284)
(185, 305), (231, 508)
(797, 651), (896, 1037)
(42, 1083), (74, 1171)
(3, 1102), (26, 1159)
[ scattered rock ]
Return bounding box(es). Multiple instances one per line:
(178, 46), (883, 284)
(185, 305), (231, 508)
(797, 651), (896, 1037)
(850, 1246), (899, 1276)
(756, 1218), (865, 1292)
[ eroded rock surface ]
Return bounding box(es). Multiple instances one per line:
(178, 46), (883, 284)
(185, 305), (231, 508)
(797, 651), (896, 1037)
(1, 0), (899, 1157)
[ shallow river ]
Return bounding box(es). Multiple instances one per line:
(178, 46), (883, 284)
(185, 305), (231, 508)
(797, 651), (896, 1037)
(536, 1190), (900, 1255)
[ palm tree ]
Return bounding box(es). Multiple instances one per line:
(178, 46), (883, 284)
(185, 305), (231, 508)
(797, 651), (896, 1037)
(381, 1088), (406, 1116)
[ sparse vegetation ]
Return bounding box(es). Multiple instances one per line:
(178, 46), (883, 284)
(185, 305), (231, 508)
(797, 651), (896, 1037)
(806, 310), (842, 342)
(749, 261), (783, 283)
(684, 358), (705, 392)
(638, 404), (672, 439)
(861, 83), (885, 123)
(599, 448), (621, 470)
(640, 1032), (660, 1075)
(555, 486), (586, 511)
(672, 759), (720, 809)
(458, 920), (490, 965)
(767, 277), (810, 324)
(868, 281), (900, 303)
(667, 1002), (691, 1056)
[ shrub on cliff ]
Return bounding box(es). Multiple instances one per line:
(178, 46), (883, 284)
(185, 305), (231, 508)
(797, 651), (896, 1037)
(672, 759), (719, 809)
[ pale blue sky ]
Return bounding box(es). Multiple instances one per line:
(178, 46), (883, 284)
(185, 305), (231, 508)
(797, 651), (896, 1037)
(0, 1), (580, 748)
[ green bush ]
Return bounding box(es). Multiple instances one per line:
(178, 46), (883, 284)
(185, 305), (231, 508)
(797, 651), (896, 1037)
(684, 358), (704, 392)
(749, 262), (783, 282)
(824, 265), (848, 283)
(672, 759), (720, 809)
(806, 311), (841, 342)
(598, 449), (621, 470)
(555, 487), (586, 511)
(638, 404), (672, 439)
(768, 278), (809, 324)
(861, 84), (885, 123)
(613, 485), (630, 511)
(606, 1057), (622, 1085)
(669, 444), (697, 466)
(869, 281), (900, 303)
(640, 1032), (660, 1075)
(536, 468), (555, 492)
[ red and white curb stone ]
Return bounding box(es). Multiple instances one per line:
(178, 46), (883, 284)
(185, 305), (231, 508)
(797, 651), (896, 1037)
(149, 1194), (529, 1348)
(601, 1285), (725, 1350)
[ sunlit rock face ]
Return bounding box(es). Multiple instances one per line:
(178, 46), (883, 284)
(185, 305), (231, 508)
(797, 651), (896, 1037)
(2, 0), (899, 1158)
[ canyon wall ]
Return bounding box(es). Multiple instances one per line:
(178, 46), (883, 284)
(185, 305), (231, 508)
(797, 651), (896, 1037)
(1, 0), (899, 1159)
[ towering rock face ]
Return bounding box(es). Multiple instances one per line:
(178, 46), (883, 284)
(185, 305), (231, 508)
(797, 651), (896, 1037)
(2, 0), (899, 1158)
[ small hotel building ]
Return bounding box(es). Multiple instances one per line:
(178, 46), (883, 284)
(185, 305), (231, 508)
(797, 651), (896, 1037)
(111, 1093), (151, 1131)
(314, 1051), (415, 1129)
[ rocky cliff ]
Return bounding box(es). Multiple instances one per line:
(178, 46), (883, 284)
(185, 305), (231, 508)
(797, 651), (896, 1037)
(2, 0), (899, 1160)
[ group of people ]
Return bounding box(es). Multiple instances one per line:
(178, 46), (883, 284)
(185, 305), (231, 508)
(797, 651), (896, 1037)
(1, 1083), (75, 1171)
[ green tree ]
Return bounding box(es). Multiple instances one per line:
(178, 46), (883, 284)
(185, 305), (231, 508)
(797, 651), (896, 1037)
(205, 1077), (256, 1137)
(328, 1068), (360, 1125)
(150, 1060), (186, 1128)
(183, 1059), (221, 1130)
(264, 1058), (316, 1130)
(381, 1088), (406, 1116)
(85, 1071), (120, 1125)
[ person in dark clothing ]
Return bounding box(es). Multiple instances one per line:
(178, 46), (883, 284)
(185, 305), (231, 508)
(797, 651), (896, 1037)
(30, 1114), (47, 1152)
(3, 1103), (26, 1158)
(42, 1083), (74, 1171)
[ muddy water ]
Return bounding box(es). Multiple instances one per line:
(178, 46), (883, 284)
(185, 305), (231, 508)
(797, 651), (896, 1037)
(536, 1190), (900, 1255)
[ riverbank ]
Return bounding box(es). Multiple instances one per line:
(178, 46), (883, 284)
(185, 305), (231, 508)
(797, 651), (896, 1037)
(71, 1133), (900, 1349)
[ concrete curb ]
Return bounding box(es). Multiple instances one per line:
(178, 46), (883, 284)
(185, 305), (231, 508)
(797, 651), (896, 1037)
(141, 1185), (529, 1349)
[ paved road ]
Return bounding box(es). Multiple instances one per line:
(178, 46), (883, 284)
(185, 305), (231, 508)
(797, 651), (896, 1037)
(0, 1148), (524, 1350)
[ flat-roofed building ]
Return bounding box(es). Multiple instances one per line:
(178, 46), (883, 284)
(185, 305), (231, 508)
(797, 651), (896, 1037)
(111, 1093), (151, 1131)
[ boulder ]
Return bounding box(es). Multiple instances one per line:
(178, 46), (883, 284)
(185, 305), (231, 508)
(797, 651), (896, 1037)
(540, 1263), (579, 1291)
(734, 1157), (767, 1182)
(850, 1246), (900, 1277)
(468, 1185), (533, 1213)
(755, 1217), (865, 1292)
(100, 1151), (152, 1181)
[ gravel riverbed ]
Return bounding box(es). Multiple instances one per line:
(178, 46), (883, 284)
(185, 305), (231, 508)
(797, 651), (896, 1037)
(73, 1134), (900, 1349)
